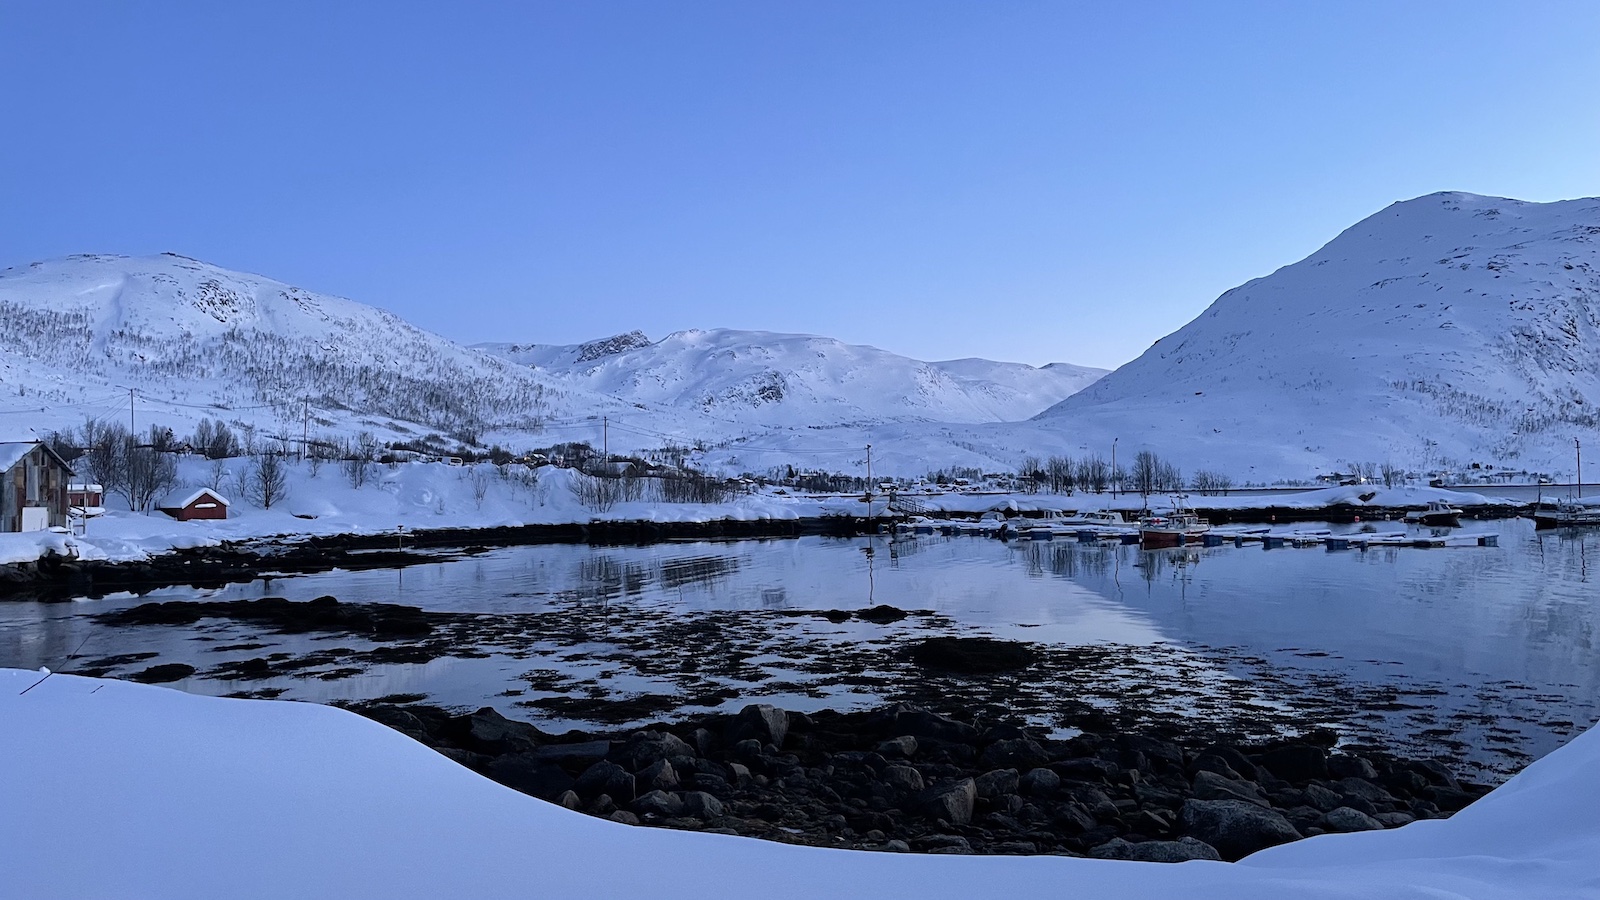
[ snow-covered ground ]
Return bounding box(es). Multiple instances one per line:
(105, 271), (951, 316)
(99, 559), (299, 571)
(0, 450), (1517, 570)
(4, 666), (1597, 900)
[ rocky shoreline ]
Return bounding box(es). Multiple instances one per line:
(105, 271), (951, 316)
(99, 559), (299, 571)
(354, 699), (1490, 861)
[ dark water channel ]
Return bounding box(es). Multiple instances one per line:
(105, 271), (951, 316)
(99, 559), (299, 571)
(4, 518), (1597, 780)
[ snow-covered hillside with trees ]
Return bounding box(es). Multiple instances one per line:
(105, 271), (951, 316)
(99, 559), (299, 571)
(477, 329), (1106, 425)
(1029, 192), (1600, 479)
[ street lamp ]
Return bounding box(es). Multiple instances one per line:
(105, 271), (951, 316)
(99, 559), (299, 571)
(1111, 438), (1118, 498)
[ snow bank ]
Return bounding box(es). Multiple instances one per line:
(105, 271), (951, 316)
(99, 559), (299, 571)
(3, 668), (1597, 899)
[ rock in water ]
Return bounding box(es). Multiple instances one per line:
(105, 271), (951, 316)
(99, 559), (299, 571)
(1180, 799), (1301, 860)
(906, 637), (1037, 674)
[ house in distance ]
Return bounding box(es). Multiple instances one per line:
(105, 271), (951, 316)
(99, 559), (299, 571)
(0, 438), (73, 532)
(157, 488), (230, 521)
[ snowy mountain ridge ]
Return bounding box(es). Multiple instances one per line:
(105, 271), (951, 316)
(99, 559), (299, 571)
(1026, 191), (1600, 478)
(476, 329), (1107, 426)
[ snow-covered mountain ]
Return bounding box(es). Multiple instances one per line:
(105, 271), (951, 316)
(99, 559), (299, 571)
(476, 330), (1106, 426)
(0, 254), (635, 445)
(1029, 191), (1600, 478)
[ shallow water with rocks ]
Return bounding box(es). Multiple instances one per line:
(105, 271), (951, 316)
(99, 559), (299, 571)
(3, 518), (1598, 787)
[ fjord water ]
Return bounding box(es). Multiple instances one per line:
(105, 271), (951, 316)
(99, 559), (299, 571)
(4, 519), (1596, 773)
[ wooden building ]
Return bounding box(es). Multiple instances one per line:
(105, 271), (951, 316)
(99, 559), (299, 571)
(157, 488), (231, 521)
(0, 440), (74, 532)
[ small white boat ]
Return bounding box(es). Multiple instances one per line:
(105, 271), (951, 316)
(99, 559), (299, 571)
(1531, 499), (1600, 529)
(1404, 500), (1463, 527)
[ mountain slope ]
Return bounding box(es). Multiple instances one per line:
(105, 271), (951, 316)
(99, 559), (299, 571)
(0, 253), (632, 443)
(476, 329), (1106, 426)
(1032, 191), (1600, 477)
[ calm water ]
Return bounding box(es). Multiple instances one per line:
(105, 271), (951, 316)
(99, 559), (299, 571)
(4, 519), (1597, 772)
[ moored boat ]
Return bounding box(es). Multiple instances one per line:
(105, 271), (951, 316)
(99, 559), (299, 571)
(1403, 500), (1464, 527)
(1139, 498), (1210, 547)
(1531, 499), (1600, 529)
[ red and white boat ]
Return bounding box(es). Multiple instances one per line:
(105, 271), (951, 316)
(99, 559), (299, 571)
(1139, 498), (1210, 547)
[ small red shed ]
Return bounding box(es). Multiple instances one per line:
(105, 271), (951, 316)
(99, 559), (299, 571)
(158, 488), (230, 521)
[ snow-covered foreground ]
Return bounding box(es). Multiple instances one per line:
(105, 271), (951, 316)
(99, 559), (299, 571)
(3, 668), (1597, 900)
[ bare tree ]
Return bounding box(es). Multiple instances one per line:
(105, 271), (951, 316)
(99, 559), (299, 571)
(244, 452), (290, 509)
(343, 431), (380, 489)
(1191, 469), (1234, 496)
(467, 465), (492, 509)
(206, 458), (230, 492)
(1381, 461), (1405, 489)
(123, 443), (179, 512)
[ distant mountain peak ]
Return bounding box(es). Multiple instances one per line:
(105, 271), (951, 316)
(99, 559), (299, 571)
(576, 331), (651, 362)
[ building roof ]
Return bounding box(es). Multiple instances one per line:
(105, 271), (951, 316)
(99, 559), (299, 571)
(0, 440), (74, 475)
(158, 487), (231, 509)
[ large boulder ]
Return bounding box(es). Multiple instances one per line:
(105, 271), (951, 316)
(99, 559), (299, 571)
(1091, 837), (1222, 863)
(1322, 806), (1384, 833)
(727, 704), (789, 749)
(1180, 799), (1301, 861)
(631, 790), (686, 818)
(973, 768), (1019, 799)
(1192, 770), (1269, 808)
(461, 707), (546, 754)
(574, 760), (636, 804)
(637, 759), (680, 793)
(530, 740), (611, 765)
(918, 778), (977, 826)
(680, 791), (726, 819)
(881, 765), (926, 793)
(1019, 767), (1062, 797)
(623, 731), (696, 769)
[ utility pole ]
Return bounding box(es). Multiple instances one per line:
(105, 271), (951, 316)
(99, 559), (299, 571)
(603, 416), (609, 465)
(866, 444), (873, 490)
(1578, 438), (1583, 499)
(301, 400), (310, 461)
(129, 388), (135, 437)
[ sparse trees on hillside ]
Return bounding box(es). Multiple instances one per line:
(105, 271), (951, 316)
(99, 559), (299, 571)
(1130, 450), (1184, 499)
(243, 452), (289, 509)
(1191, 469), (1233, 496)
(343, 431), (380, 489)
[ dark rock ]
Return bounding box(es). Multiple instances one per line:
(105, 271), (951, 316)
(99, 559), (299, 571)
(974, 768), (1020, 799)
(728, 704), (789, 748)
(1019, 768), (1062, 797)
(1301, 783), (1342, 812)
(1335, 777), (1396, 806)
(1091, 836), (1222, 862)
(871, 707), (980, 744)
(623, 731), (696, 768)
(128, 663), (196, 684)
(981, 738), (1050, 770)
(1321, 806), (1383, 833)
(1180, 799), (1301, 861)
(1190, 753), (1242, 781)
(363, 706), (430, 742)
(1328, 754), (1379, 780)
(531, 740), (611, 765)
(487, 753), (574, 799)
(1051, 758), (1120, 782)
(609, 810), (640, 825)
(988, 841), (1039, 855)
(574, 760), (636, 803)
(463, 707), (546, 754)
(555, 790), (582, 810)
(1198, 744), (1259, 781)
(882, 765), (926, 793)
(1192, 770), (1268, 808)
(1426, 786), (1479, 812)
(1256, 743), (1328, 783)
(436, 747), (491, 769)
(1051, 803), (1097, 833)
(877, 736), (918, 759)
(1375, 811), (1416, 828)
(906, 637), (1038, 674)
(632, 790), (686, 817)
(919, 778), (977, 825)
(856, 605), (910, 623)
(1409, 759), (1461, 791)
(913, 834), (972, 853)
(638, 759), (680, 792)
(681, 791), (726, 819)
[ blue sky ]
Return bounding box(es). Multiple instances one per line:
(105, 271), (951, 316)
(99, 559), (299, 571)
(3, 1), (1597, 369)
